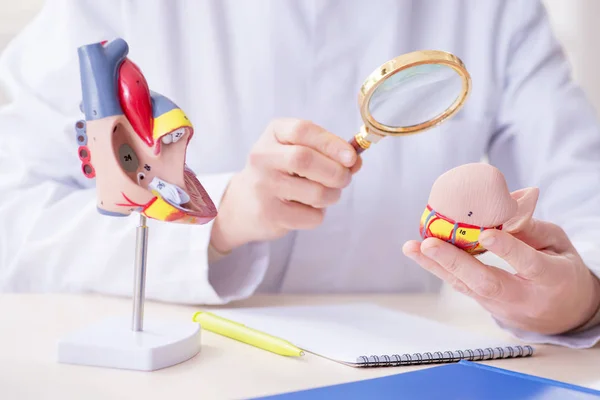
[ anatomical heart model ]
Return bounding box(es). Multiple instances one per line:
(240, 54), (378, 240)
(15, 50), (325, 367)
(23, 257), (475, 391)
(75, 38), (217, 224)
(420, 163), (539, 255)
(58, 38), (215, 372)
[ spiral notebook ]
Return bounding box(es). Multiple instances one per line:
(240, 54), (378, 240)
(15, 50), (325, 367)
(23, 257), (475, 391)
(209, 303), (534, 367)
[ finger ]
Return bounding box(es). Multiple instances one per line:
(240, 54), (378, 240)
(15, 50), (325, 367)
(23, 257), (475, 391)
(506, 218), (571, 254)
(405, 241), (509, 310)
(478, 228), (558, 283)
(274, 172), (341, 208)
(420, 238), (525, 302)
(403, 240), (472, 295)
(350, 156), (363, 174)
(405, 241), (517, 318)
(276, 199), (325, 230)
(269, 118), (357, 167)
(249, 145), (352, 189)
(282, 145), (352, 188)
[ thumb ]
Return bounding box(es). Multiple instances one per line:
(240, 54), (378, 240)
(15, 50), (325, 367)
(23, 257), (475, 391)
(505, 218), (572, 253)
(496, 187), (570, 253)
(503, 187), (539, 233)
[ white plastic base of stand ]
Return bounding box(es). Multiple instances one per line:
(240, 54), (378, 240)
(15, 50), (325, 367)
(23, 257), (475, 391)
(57, 316), (201, 371)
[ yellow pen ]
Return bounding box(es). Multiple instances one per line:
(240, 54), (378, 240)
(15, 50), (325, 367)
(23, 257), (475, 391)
(192, 311), (305, 357)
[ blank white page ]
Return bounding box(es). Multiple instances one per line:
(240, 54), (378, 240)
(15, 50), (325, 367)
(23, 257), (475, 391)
(209, 303), (517, 365)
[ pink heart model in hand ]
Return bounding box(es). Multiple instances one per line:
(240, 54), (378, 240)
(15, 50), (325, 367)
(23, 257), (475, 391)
(420, 162), (539, 255)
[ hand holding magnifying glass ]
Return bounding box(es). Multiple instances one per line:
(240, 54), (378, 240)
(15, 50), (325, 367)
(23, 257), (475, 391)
(349, 50), (471, 154)
(210, 49), (471, 255)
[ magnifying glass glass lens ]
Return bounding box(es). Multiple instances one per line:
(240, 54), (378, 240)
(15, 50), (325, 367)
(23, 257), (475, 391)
(368, 64), (463, 128)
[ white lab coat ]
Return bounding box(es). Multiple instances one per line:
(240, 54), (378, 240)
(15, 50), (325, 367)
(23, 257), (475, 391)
(1, 0), (600, 345)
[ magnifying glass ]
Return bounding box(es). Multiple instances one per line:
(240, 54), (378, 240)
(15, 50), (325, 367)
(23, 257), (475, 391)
(349, 50), (471, 154)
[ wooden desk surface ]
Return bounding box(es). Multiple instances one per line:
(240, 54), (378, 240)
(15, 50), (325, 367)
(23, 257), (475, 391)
(1, 292), (599, 399)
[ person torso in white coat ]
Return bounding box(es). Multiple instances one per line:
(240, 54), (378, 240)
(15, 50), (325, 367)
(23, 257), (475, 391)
(0, 0), (599, 317)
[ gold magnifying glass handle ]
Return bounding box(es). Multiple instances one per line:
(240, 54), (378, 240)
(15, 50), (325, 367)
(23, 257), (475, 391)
(349, 134), (370, 154)
(349, 126), (378, 155)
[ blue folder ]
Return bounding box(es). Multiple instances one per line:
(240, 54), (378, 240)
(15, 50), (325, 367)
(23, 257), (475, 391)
(255, 360), (600, 399)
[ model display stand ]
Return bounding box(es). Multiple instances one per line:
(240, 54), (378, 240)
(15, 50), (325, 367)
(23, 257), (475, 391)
(57, 38), (217, 371)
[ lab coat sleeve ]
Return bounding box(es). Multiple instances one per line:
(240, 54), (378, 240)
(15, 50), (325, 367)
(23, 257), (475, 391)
(0, 0), (270, 305)
(487, 0), (600, 347)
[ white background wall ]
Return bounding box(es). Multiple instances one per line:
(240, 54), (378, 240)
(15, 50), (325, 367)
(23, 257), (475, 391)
(0, 0), (599, 110)
(0, 0), (44, 104)
(543, 0), (600, 113)
(0, 0), (44, 51)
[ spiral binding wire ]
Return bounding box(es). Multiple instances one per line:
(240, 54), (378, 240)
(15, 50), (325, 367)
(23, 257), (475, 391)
(355, 345), (534, 367)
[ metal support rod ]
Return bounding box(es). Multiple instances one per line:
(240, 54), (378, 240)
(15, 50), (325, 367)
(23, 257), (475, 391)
(132, 214), (148, 332)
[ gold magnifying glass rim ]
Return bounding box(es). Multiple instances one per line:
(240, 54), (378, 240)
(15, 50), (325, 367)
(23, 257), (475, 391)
(358, 50), (471, 138)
